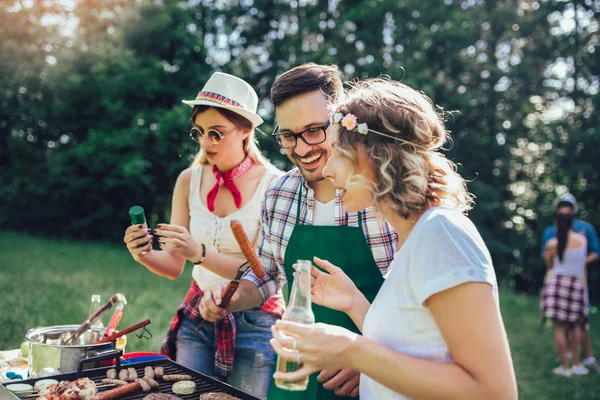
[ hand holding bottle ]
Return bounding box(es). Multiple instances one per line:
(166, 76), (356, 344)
(124, 224), (153, 260)
(124, 206), (153, 261)
(271, 321), (359, 383)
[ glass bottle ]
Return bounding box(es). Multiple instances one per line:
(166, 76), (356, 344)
(275, 260), (315, 391)
(89, 294), (104, 328)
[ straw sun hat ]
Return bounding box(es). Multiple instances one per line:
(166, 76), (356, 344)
(182, 72), (264, 128)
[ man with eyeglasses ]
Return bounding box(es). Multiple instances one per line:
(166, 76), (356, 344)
(199, 63), (397, 399)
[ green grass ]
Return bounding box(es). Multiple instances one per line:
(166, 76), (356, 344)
(1, 231), (599, 398)
(0, 231), (189, 353)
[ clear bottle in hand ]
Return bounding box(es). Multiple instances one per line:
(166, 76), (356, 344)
(275, 260), (315, 391)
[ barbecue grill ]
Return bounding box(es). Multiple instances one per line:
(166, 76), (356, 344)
(0, 355), (259, 400)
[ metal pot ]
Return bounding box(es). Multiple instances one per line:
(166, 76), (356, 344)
(25, 325), (115, 378)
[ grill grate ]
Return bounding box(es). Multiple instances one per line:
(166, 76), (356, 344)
(1, 359), (259, 400)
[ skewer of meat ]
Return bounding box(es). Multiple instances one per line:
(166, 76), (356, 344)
(195, 220), (264, 332)
(230, 219), (265, 279)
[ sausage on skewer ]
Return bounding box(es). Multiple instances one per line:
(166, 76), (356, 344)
(230, 220), (265, 279)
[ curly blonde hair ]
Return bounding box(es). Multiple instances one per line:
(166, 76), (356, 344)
(334, 78), (474, 217)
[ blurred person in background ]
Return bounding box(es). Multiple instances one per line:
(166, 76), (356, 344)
(270, 78), (517, 400)
(123, 72), (283, 398)
(541, 193), (600, 373)
(542, 209), (594, 376)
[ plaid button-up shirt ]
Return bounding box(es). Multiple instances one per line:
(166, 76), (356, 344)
(242, 168), (398, 302)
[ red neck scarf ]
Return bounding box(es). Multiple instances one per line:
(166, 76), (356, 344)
(207, 155), (254, 212)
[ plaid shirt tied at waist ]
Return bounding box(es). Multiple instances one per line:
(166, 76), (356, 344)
(161, 280), (284, 377)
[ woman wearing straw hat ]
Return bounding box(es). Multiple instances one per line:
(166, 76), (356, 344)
(123, 72), (284, 398)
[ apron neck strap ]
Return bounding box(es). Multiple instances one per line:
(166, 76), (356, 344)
(296, 183), (363, 228)
(296, 184), (303, 225)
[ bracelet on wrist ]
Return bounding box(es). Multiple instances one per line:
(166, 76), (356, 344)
(192, 243), (206, 265)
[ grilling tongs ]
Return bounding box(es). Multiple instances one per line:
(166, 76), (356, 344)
(196, 261), (250, 331)
(196, 220), (265, 331)
(62, 293), (126, 345)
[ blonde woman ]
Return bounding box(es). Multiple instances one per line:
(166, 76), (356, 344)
(123, 72), (283, 398)
(270, 78), (517, 399)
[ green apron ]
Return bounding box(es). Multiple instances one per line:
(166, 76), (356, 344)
(267, 187), (384, 400)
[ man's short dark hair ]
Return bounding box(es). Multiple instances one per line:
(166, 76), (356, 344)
(270, 63), (343, 108)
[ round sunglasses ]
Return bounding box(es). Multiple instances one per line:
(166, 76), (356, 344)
(189, 127), (232, 145)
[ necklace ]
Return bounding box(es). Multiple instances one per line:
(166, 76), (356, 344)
(396, 209), (425, 250)
(406, 209), (424, 232)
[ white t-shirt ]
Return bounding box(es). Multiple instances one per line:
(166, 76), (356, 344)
(312, 198), (335, 226)
(360, 207), (498, 400)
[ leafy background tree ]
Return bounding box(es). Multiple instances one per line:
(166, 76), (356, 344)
(1, 0), (599, 298)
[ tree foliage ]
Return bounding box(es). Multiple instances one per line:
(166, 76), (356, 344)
(1, 0), (599, 296)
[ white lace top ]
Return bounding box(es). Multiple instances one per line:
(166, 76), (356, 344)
(189, 164), (279, 290)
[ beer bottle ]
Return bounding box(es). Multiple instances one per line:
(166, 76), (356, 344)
(275, 260), (315, 391)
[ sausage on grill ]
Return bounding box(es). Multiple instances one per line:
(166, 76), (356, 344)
(135, 379), (151, 393)
(127, 368), (138, 381)
(91, 382), (141, 400)
(161, 374), (192, 382)
(118, 370), (129, 382)
(143, 366), (154, 379)
(142, 376), (160, 389)
(100, 379), (128, 387)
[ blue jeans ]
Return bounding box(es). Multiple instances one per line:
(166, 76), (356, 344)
(175, 309), (279, 399)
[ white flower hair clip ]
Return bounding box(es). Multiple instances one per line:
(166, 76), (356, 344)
(332, 112), (427, 150)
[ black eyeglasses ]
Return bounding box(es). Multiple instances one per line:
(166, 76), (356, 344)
(189, 127), (231, 145)
(271, 120), (330, 149)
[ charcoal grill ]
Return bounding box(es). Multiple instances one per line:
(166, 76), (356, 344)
(0, 355), (259, 400)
